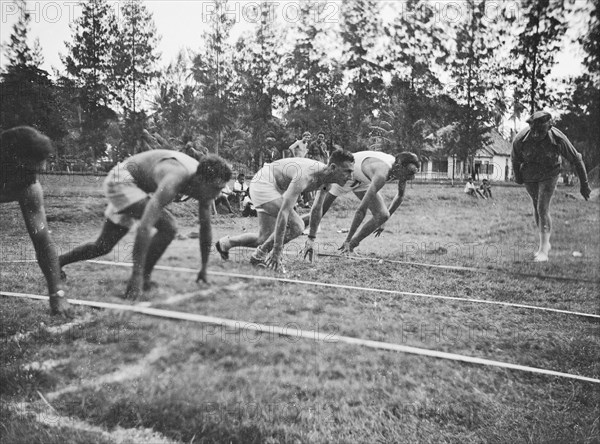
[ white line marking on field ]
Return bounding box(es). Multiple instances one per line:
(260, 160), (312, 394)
(0, 259), (38, 263)
(88, 260), (600, 319)
(1, 291), (598, 384)
(7, 399), (178, 444)
(5, 313), (94, 344)
(136, 282), (246, 308)
(22, 359), (70, 373)
(45, 345), (167, 401)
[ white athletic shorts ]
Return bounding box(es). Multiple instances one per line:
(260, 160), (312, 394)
(103, 164), (148, 228)
(249, 165), (284, 214)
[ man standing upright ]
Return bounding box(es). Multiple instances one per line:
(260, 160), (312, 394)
(512, 110), (591, 262)
(306, 132), (329, 164)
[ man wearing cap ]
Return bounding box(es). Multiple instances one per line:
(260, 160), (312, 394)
(512, 110), (591, 262)
(301, 151), (420, 260)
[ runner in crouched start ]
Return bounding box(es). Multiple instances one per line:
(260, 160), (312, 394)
(301, 151), (419, 260)
(215, 150), (355, 272)
(59, 150), (231, 299)
(0, 126), (71, 316)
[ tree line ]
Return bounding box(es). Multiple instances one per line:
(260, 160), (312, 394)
(1, 0), (598, 172)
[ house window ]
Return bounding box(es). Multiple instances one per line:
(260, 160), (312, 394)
(432, 159), (448, 173)
(480, 162), (493, 175)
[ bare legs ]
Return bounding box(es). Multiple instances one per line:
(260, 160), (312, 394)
(218, 197), (304, 261)
(524, 176), (558, 262)
(59, 220), (128, 267)
(18, 183), (70, 316)
(142, 211), (177, 285)
(59, 200), (177, 291)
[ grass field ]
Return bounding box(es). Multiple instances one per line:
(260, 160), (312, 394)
(1, 175), (599, 443)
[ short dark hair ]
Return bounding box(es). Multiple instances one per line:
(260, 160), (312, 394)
(328, 149), (354, 165)
(196, 155), (232, 183)
(0, 126), (54, 163)
(396, 151), (419, 168)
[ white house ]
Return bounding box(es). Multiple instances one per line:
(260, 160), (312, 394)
(417, 129), (513, 182)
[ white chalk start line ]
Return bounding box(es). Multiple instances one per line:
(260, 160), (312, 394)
(86, 260), (599, 320)
(1, 290), (598, 384)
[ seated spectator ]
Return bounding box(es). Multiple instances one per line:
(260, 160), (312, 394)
(214, 184), (234, 214)
(242, 194), (257, 217)
(464, 178), (486, 199)
(479, 179), (493, 198)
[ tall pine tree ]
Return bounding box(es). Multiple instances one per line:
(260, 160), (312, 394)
(378, 1), (448, 155)
(151, 50), (198, 146)
(1, 0), (66, 140)
(111, 0), (161, 155)
(111, 0), (160, 114)
(444, 0), (504, 170)
(278, 1), (344, 146)
(339, 0), (385, 145)
(2, 0), (44, 70)
(190, 0), (236, 155)
(509, 0), (568, 113)
(233, 2), (285, 167)
(62, 0), (118, 159)
(556, 0), (600, 170)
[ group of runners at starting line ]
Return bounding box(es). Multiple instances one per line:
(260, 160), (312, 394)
(0, 110), (592, 317)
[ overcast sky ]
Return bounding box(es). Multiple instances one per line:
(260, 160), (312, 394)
(0, 0), (588, 78)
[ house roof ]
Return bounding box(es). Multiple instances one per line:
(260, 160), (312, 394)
(423, 126), (512, 159)
(425, 126), (511, 152)
(483, 129), (512, 156)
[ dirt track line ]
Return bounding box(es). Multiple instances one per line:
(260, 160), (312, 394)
(7, 399), (179, 444)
